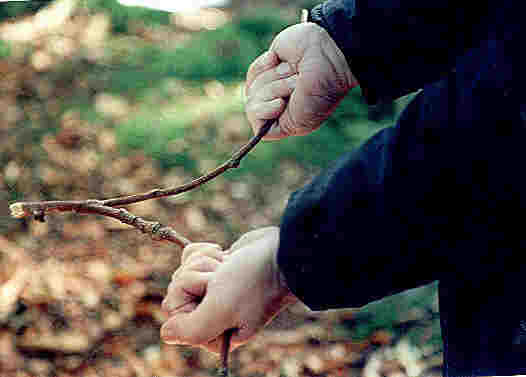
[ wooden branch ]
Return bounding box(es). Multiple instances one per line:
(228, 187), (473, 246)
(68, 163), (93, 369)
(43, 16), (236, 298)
(9, 119), (274, 375)
(9, 119), (274, 230)
(219, 327), (236, 377)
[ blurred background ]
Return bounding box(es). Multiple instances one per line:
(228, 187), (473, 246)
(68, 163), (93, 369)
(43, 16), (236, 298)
(0, 0), (442, 376)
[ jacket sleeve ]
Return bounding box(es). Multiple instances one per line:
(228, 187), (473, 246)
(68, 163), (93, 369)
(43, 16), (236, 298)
(277, 89), (450, 310)
(308, 0), (494, 104)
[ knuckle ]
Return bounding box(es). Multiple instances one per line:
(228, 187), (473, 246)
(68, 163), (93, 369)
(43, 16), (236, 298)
(248, 52), (270, 77)
(161, 319), (188, 344)
(182, 243), (221, 264)
(252, 102), (267, 118)
(269, 80), (289, 98)
(270, 98), (285, 110)
(184, 252), (202, 265)
(279, 111), (298, 137)
(170, 270), (197, 290)
(202, 338), (222, 355)
(181, 244), (199, 262)
(188, 256), (217, 271)
(186, 333), (206, 345)
(188, 250), (220, 265)
(315, 77), (347, 103)
(162, 292), (187, 313)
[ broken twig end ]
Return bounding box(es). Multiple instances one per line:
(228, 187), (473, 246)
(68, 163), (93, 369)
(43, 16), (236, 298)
(9, 203), (27, 219)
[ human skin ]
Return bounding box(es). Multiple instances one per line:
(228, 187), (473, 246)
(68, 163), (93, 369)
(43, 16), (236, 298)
(161, 22), (359, 352)
(161, 227), (298, 354)
(245, 22), (358, 140)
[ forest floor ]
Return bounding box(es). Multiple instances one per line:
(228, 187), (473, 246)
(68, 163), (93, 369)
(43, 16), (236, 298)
(0, 1), (441, 376)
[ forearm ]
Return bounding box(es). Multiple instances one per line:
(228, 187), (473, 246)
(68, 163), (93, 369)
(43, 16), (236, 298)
(308, 0), (495, 104)
(276, 121), (441, 310)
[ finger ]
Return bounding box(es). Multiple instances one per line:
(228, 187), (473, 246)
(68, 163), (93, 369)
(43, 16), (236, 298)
(268, 106), (301, 141)
(171, 254), (222, 285)
(246, 62), (297, 99)
(198, 335), (223, 355)
(246, 98), (286, 134)
(227, 226), (279, 254)
(162, 270), (211, 314)
(246, 50), (280, 95)
(185, 255), (221, 273)
(161, 290), (229, 346)
(270, 76), (326, 141)
(248, 74), (297, 103)
(181, 243), (222, 264)
(183, 248), (224, 267)
(269, 23), (310, 65)
(266, 106), (308, 141)
(165, 269), (209, 301)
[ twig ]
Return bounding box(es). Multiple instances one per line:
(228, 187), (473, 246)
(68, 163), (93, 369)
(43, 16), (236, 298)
(9, 119), (274, 233)
(10, 113), (274, 377)
(219, 328), (236, 377)
(9, 119), (274, 376)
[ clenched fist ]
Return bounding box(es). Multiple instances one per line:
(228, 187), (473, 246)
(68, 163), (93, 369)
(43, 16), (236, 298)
(161, 227), (298, 354)
(245, 22), (358, 140)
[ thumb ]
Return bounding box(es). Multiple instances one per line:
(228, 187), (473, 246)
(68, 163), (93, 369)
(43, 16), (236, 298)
(161, 290), (230, 347)
(228, 226), (279, 254)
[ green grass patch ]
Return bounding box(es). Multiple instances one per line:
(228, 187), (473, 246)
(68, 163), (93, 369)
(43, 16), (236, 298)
(339, 281), (441, 350)
(95, 9), (291, 98)
(0, 39), (11, 58)
(81, 0), (171, 33)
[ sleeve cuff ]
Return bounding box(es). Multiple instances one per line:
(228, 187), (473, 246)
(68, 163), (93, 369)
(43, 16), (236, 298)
(307, 2), (380, 105)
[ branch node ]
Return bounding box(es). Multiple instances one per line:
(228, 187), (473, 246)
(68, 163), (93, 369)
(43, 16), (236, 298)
(8, 119), (274, 252)
(34, 211), (45, 223)
(158, 228), (168, 240)
(229, 160), (241, 169)
(152, 223), (162, 234)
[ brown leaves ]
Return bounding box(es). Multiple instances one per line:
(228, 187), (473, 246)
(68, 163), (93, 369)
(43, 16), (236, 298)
(0, 3), (443, 377)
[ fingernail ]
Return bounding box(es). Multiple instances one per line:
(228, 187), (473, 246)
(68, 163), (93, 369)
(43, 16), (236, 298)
(276, 62), (291, 75)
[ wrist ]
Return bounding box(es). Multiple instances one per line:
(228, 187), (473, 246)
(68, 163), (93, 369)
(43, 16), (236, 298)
(307, 6), (358, 91)
(318, 25), (358, 92)
(271, 235), (299, 306)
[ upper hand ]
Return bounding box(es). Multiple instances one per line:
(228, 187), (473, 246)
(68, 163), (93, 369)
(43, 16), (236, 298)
(245, 22), (358, 140)
(160, 227), (297, 354)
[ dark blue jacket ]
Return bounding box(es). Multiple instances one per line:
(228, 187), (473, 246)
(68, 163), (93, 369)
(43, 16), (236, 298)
(276, 1), (526, 375)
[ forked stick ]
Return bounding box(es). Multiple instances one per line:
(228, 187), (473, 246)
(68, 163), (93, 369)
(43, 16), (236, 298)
(10, 119), (275, 374)
(9, 119), (274, 248)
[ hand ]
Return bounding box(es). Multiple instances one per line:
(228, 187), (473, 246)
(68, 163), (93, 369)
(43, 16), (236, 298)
(160, 227), (298, 354)
(245, 22), (359, 141)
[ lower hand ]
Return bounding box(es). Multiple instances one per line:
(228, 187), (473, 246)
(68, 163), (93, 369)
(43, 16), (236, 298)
(160, 227), (298, 354)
